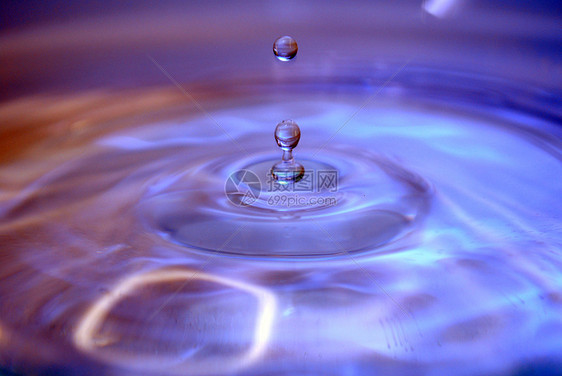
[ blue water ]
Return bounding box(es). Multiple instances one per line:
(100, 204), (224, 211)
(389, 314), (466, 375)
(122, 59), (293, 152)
(1, 1), (561, 374)
(0, 68), (561, 376)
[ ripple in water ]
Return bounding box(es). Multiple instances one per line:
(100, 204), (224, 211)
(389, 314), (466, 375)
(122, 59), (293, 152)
(0, 69), (561, 375)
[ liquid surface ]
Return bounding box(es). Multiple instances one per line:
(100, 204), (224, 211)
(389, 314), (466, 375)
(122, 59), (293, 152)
(0, 68), (561, 375)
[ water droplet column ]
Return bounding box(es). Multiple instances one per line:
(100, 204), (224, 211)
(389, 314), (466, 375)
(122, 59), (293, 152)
(271, 119), (305, 184)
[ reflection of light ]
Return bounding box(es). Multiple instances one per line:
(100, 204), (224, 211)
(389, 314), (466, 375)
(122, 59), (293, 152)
(73, 268), (277, 375)
(0, 322), (13, 349)
(423, 0), (461, 18)
(0, 323), (4, 345)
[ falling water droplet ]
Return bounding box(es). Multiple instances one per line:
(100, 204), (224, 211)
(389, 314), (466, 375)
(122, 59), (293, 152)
(273, 36), (298, 61)
(275, 119), (301, 149)
(271, 119), (305, 184)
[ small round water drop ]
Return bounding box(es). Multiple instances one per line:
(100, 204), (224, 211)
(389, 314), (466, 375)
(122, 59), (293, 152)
(273, 36), (298, 61)
(275, 119), (301, 149)
(271, 120), (305, 184)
